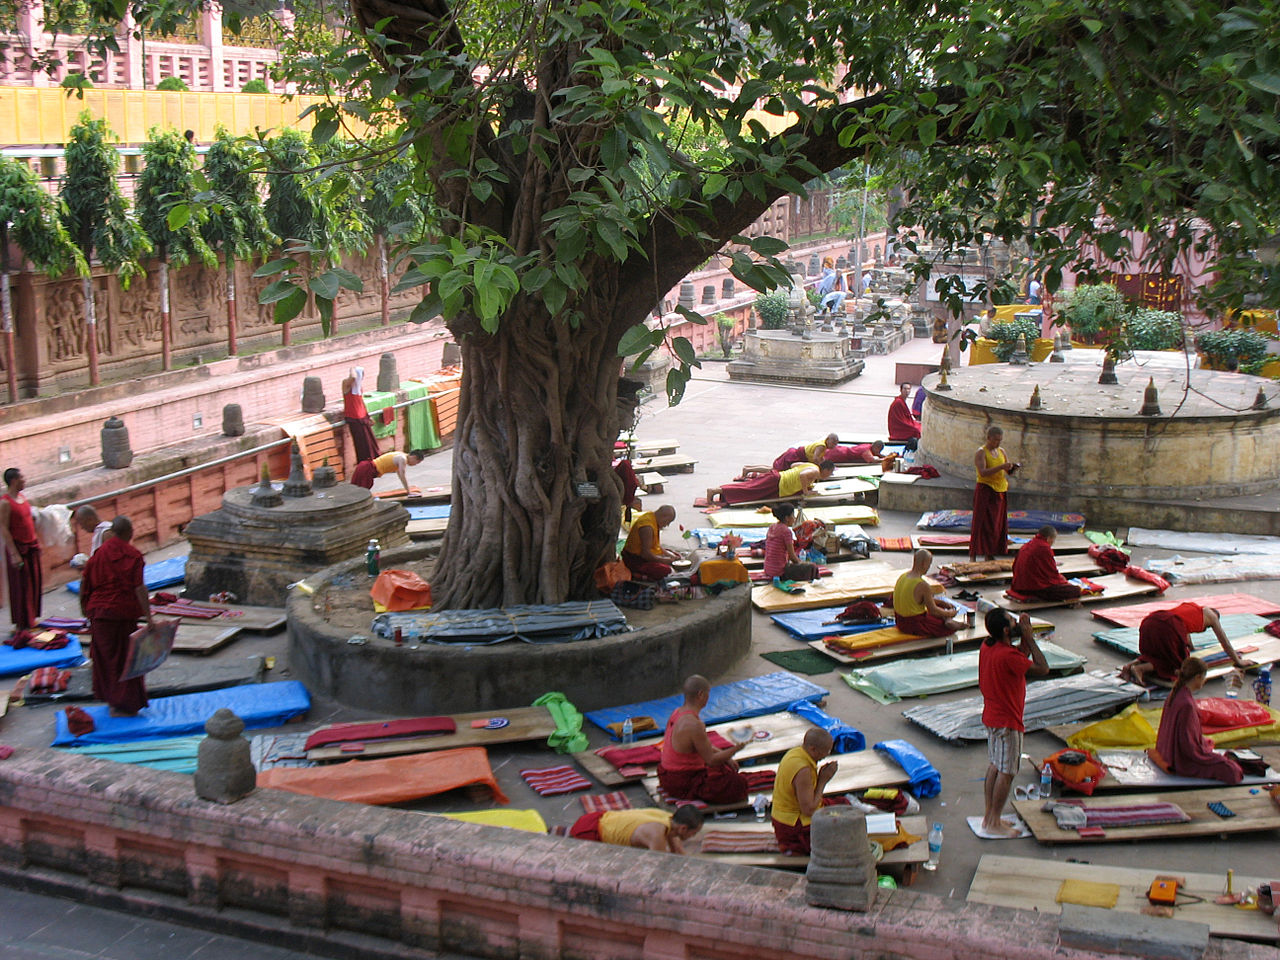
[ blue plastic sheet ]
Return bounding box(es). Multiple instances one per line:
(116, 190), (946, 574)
(52, 680), (311, 745)
(0, 642), (84, 678)
(874, 738), (941, 798)
(917, 510), (1084, 533)
(67, 555), (187, 595)
(686, 528), (768, 549)
(771, 608), (893, 641)
(585, 672), (828, 739)
(406, 504), (452, 520)
(785, 699), (864, 753)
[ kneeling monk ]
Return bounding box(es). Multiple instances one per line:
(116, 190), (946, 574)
(621, 505), (681, 581)
(1010, 526), (1081, 601)
(771, 729), (837, 854)
(657, 675), (749, 804)
(568, 805), (702, 854)
(893, 549), (965, 637)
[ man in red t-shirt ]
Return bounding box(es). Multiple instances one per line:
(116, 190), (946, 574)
(1120, 602), (1247, 687)
(978, 607), (1048, 837)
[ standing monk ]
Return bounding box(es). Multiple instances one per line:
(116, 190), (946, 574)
(657, 675), (749, 805)
(1120, 603), (1247, 687)
(771, 728), (838, 854)
(893, 549), (966, 636)
(1, 467), (41, 632)
(1010, 526), (1081, 601)
(887, 383), (922, 444)
(621, 505), (681, 581)
(80, 516), (151, 716)
(971, 426), (1018, 560)
(342, 367), (379, 463)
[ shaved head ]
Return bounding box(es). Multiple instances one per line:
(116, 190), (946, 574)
(824, 433), (839, 446)
(110, 515), (133, 541)
(803, 728), (834, 752)
(682, 675), (710, 700)
(73, 505), (100, 532)
(655, 505), (676, 524)
(986, 425), (1003, 440)
(912, 548), (933, 573)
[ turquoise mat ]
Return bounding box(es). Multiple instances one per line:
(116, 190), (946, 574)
(847, 640), (1085, 701)
(1091, 614), (1270, 656)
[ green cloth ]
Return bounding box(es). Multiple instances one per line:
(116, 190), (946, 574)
(532, 691), (589, 753)
(56, 736), (202, 773)
(363, 390), (398, 439)
(401, 381), (441, 451)
(842, 671), (901, 705)
(1085, 530), (1124, 547)
(759, 648), (837, 675)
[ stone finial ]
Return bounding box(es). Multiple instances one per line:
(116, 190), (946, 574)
(1254, 387), (1270, 410)
(1028, 384), (1043, 410)
(936, 364), (953, 391)
(100, 416), (133, 469)
(195, 708), (256, 804)
(1139, 377), (1162, 416)
(804, 807), (877, 912)
(441, 341), (462, 367)
(1049, 332), (1065, 363)
(1009, 334), (1030, 365)
(807, 254), (821, 276)
(702, 284), (716, 305)
(376, 352), (399, 393)
(1098, 353), (1119, 385)
(251, 462), (282, 508)
(300, 375), (325, 414)
(222, 403), (245, 437)
(721, 277), (735, 299)
(312, 457), (337, 488)
(836, 256), (847, 270)
(678, 281), (696, 310)
(281, 442), (313, 498)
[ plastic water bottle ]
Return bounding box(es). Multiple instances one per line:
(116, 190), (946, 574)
(621, 716), (634, 744)
(753, 794), (768, 822)
(1039, 762), (1053, 799)
(923, 822), (943, 871)
(365, 539), (380, 577)
(1226, 669), (1244, 699)
(1254, 665), (1272, 706)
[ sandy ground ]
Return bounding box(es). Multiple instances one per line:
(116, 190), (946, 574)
(3, 335), (1277, 915)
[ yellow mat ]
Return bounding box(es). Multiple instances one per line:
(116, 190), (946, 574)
(1067, 703), (1280, 752)
(433, 809), (548, 833)
(1056, 879), (1120, 908)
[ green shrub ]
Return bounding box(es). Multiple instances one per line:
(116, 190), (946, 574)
(1197, 328), (1271, 370)
(241, 79), (269, 93)
(805, 287), (822, 308)
(755, 288), (790, 329)
(1062, 283), (1127, 339)
(1128, 309), (1184, 350)
(156, 76), (189, 91)
(987, 316), (1041, 361)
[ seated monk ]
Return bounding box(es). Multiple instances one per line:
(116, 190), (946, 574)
(893, 548), (966, 637)
(771, 729), (837, 854)
(621, 505), (681, 581)
(708, 461), (835, 506)
(826, 441), (884, 465)
(1010, 526), (1081, 601)
(1152, 657), (1243, 784)
(888, 383), (921, 443)
(656, 675), (749, 804)
(1121, 602), (1248, 687)
(772, 434), (839, 471)
(568, 806), (703, 854)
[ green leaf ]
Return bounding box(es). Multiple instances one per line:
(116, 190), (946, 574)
(672, 336), (700, 367)
(309, 272), (340, 300)
(600, 127), (628, 171)
(315, 294), (333, 337)
(916, 116), (937, 148)
(259, 278), (301, 303)
(665, 366), (690, 406)
(617, 322), (658, 356)
(312, 111), (339, 145)
(749, 235), (789, 256)
(1247, 74), (1280, 96)
(273, 286), (307, 324)
(166, 204), (191, 231)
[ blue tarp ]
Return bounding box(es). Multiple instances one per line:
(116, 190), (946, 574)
(686, 528), (768, 549)
(52, 680), (311, 746)
(786, 699), (864, 753)
(371, 600), (628, 645)
(406, 504), (452, 520)
(771, 608), (893, 641)
(874, 739), (940, 798)
(917, 510), (1085, 533)
(67, 555), (187, 594)
(0, 642), (84, 678)
(585, 672), (828, 739)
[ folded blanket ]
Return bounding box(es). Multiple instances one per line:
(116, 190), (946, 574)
(1045, 799), (1190, 830)
(580, 791), (632, 813)
(699, 830), (781, 854)
(303, 717), (456, 751)
(520, 764), (592, 796)
(596, 732), (736, 771)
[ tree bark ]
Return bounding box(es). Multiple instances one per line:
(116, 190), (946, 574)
(83, 274), (99, 386)
(159, 258), (172, 371)
(378, 233), (389, 326)
(225, 256), (238, 356)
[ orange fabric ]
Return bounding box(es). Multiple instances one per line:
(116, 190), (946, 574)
(696, 558), (750, 585)
(370, 569), (433, 612)
(594, 560), (631, 594)
(257, 747), (509, 805)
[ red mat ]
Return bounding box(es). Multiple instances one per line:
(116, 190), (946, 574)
(1090, 593), (1280, 628)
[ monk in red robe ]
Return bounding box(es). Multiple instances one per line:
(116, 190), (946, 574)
(826, 441), (884, 464)
(1, 466), (42, 632)
(342, 367), (379, 463)
(80, 516), (152, 716)
(656, 675), (749, 804)
(707, 461), (834, 505)
(887, 383), (921, 441)
(1010, 526), (1081, 601)
(1121, 602), (1247, 687)
(1153, 657), (1243, 783)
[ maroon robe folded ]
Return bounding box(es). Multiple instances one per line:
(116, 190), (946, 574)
(304, 717), (457, 751)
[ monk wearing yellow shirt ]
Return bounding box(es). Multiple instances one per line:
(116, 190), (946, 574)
(621, 505), (681, 580)
(771, 729), (837, 854)
(769, 433), (840, 471)
(706, 460), (835, 506)
(972, 426), (1020, 560)
(350, 449), (427, 495)
(568, 806), (703, 854)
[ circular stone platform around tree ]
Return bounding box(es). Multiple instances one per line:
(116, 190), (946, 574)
(287, 543), (753, 715)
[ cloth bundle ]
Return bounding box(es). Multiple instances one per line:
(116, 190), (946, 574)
(835, 600), (885, 624)
(1043, 799), (1190, 831)
(1088, 544), (1131, 573)
(699, 830), (781, 854)
(520, 765), (592, 796)
(28, 667), (70, 694)
(596, 731), (736, 772)
(906, 465), (940, 479)
(611, 581), (656, 610)
(6, 629), (71, 651)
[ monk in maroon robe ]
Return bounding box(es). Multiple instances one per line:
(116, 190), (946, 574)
(80, 516), (151, 716)
(1010, 526), (1081, 601)
(1121, 602), (1247, 686)
(826, 441), (884, 464)
(1, 467), (42, 632)
(887, 383), (922, 441)
(1153, 657), (1243, 783)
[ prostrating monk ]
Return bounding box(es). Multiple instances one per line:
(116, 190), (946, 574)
(1010, 526), (1081, 602)
(772, 435), (839, 471)
(707, 461), (835, 506)
(971, 426), (1018, 561)
(342, 366), (379, 463)
(893, 549), (965, 637)
(79, 516), (151, 716)
(887, 383), (921, 444)
(771, 728), (837, 854)
(350, 450), (426, 495)
(1121, 602), (1247, 687)
(826, 441), (884, 464)
(568, 805), (703, 854)
(657, 675), (749, 805)
(1, 466), (42, 632)
(621, 505), (681, 581)
(1153, 657), (1244, 784)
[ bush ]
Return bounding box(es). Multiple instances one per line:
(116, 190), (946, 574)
(241, 79), (269, 93)
(1197, 328), (1271, 370)
(1062, 284), (1127, 339)
(1128, 309), (1184, 350)
(987, 317), (1041, 361)
(755, 289), (790, 329)
(156, 76), (189, 91)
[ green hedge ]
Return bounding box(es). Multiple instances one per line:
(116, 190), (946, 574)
(755, 288), (790, 330)
(988, 317), (1041, 361)
(1197, 328), (1271, 370)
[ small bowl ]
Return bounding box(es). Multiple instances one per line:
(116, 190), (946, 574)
(672, 559), (693, 570)
(728, 725), (754, 743)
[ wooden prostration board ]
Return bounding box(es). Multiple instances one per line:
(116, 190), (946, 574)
(1011, 784), (1280, 844)
(161, 600), (286, 634)
(171, 621), (243, 655)
(999, 572), (1161, 612)
(306, 705), (557, 761)
(752, 563), (945, 613)
(947, 553), (1101, 585)
(809, 615), (1054, 666)
(690, 815), (929, 876)
(912, 533), (1095, 554)
(968, 854), (1279, 942)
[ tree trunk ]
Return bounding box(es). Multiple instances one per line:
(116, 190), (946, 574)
(378, 233), (389, 326)
(83, 274), (99, 386)
(431, 301), (629, 609)
(159, 257), (172, 371)
(225, 256), (238, 356)
(1, 240), (15, 403)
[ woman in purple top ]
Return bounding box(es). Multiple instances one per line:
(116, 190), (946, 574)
(763, 503), (817, 582)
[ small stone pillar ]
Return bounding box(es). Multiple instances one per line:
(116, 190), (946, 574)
(442, 342), (462, 367)
(804, 807), (878, 911)
(281, 442), (313, 498)
(1254, 387), (1270, 410)
(100, 416), (133, 469)
(702, 284), (716, 305)
(194, 708), (256, 804)
(1008, 334), (1030, 365)
(1098, 353), (1119, 385)
(1049, 332), (1065, 363)
(721, 278), (735, 299)
(1139, 377), (1162, 416)
(807, 254), (821, 276)
(312, 459), (337, 488)
(376, 352), (399, 392)
(836, 256), (847, 270)
(1028, 384), (1043, 410)
(222, 403), (245, 437)
(300, 376), (325, 413)
(678, 282), (696, 310)
(250, 463), (282, 509)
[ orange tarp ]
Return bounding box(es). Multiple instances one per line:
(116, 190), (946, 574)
(257, 746), (509, 805)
